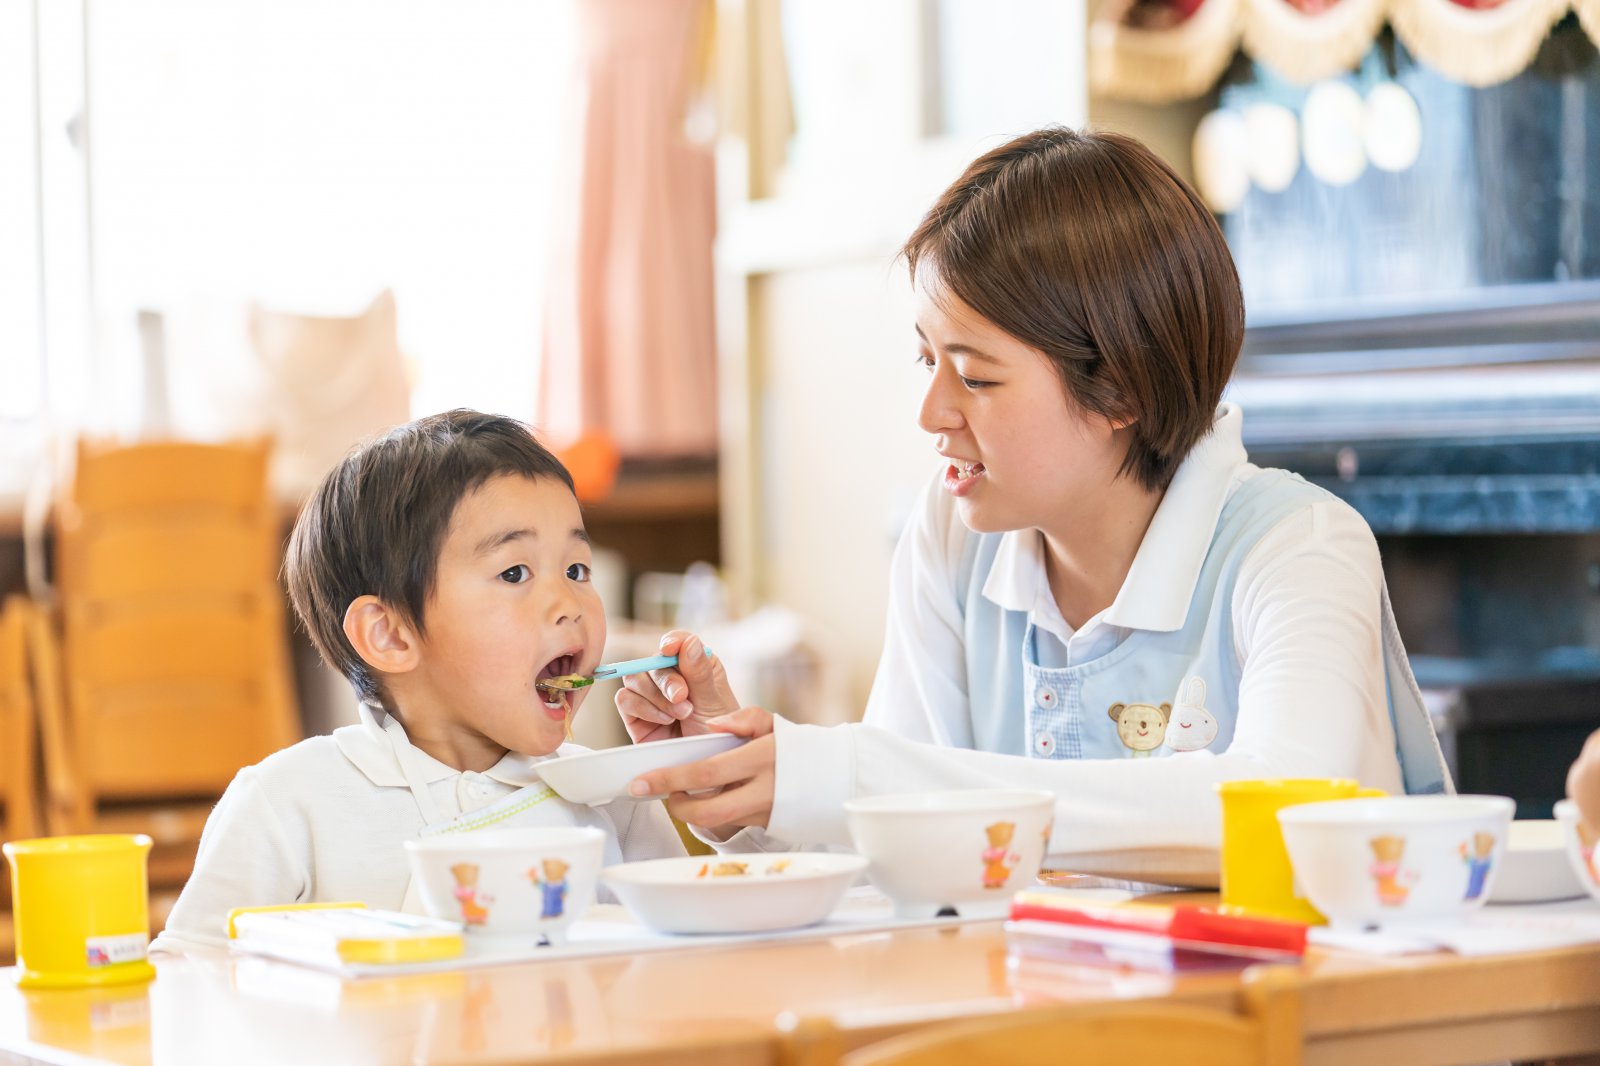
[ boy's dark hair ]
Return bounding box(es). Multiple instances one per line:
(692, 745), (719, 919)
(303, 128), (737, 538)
(285, 409), (575, 707)
(902, 126), (1244, 492)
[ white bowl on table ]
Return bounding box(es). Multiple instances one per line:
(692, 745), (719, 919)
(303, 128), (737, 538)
(1278, 795), (1514, 930)
(405, 826), (606, 946)
(844, 789), (1056, 920)
(600, 852), (868, 934)
(1489, 818), (1586, 903)
(537, 733), (747, 805)
(1553, 800), (1600, 904)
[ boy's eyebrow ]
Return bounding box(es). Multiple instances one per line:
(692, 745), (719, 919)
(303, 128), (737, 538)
(473, 527), (590, 555)
(914, 325), (1001, 364)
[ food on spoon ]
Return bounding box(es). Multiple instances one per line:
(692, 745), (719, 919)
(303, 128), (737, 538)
(537, 673), (594, 692)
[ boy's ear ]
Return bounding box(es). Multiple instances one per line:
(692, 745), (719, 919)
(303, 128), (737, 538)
(343, 595), (420, 676)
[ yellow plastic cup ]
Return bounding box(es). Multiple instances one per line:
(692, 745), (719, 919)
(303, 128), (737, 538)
(1216, 779), (1385, 924)
(2, 834), (157, 989)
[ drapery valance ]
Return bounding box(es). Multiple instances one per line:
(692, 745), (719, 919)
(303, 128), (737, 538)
(1091, 0), (1600, 101)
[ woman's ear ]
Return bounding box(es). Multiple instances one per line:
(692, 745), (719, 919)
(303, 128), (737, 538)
(343, 595), (420, 676)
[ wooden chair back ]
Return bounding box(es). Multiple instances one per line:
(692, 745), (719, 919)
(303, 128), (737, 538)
(0, 596), (40, 851)
(50, 437), (299, 806)
(781, 964), (1302, 1066)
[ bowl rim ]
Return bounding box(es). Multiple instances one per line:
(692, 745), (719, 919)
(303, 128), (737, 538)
(843, 788), (1056, 815)
(538, 732), (747, 774)
(599, 852), (868, 887)
(404, 825), (608, 852)
(1278, 793), (1515, 826)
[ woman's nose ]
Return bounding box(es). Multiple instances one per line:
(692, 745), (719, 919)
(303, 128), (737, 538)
(917, 368), (961, 436)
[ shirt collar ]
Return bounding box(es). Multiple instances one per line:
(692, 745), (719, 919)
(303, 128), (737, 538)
(334, 703), (555, 789)
(980, 403), (1250, 634)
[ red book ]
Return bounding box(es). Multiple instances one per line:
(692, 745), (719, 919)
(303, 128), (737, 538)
(1008, 893), (1308, 956)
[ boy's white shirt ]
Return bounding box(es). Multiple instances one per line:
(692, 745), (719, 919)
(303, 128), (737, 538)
(152, 705), (684, 953)
(714, 404), (1406, 883)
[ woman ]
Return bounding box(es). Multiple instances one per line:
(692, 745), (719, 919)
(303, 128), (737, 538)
(618, 127), (1449, 883)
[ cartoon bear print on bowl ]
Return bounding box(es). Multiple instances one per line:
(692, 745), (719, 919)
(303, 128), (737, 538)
(1459, 831), (1497, 900)
(528, 857), (571, 919)
(981, 821), (1019, 889)
(1369, 834), (1416, 906)
(1108, 701), (1170, 757)
(451, 862), (494, 925)
(1163, 676), (1218, 753)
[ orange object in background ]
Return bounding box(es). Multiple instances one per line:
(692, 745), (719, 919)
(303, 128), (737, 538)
(555, 432), (621, 503)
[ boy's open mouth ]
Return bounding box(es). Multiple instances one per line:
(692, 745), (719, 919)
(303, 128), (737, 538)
(537, 653), (581, 711)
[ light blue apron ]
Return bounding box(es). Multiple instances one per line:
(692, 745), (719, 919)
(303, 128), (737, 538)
(962, 469), (1451, 794)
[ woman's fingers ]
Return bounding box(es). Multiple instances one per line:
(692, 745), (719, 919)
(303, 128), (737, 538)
(627, 709), (775, 797)
(663, 735), (776, 829)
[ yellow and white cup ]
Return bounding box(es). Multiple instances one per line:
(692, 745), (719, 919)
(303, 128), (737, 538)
(2, 834), (156, 988)
(1216, 779), (1384, 924)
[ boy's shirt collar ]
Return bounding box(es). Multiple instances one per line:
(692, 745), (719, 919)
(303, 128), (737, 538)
(335, 703), (561, 789)
(980, 403), (1250, 634)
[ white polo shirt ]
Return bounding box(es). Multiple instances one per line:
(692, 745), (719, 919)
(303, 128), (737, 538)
(153, 706), (684, 952)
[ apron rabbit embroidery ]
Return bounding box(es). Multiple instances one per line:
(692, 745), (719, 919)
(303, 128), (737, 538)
(1164, 676), (1219, 752)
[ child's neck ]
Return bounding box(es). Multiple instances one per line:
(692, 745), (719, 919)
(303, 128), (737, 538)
(392, 711), (509, 774)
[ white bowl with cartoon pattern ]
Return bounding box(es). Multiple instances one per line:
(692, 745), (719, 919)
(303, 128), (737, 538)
(405, 826), (605, 945)
(844, 790), (1055, 920)
(1278, 795), (1514, 930)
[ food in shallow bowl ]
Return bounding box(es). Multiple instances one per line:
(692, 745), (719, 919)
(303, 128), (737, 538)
(844, 789), (1055, 920)
(1278, 795), (1514, 930)
(405, 826), (605, 945)
(537, 733), (747, 805)
(600, 853), (868, 934)
(1553, 800), (1600, 903)
(1489, 818), (1586, 903)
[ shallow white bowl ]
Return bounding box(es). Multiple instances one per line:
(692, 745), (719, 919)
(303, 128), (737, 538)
(844, 789), (1055, 920)
(405, 826), (605, 945)
(1488, 819), (1586, 903)
(1279, 795), (1514, 930)
(600, 852), (868, 934)
(1553, 800), (1600, 904)
(537, 733), (747, 805)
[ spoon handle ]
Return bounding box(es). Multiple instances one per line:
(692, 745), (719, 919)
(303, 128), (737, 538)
(591, 646), (712, 681)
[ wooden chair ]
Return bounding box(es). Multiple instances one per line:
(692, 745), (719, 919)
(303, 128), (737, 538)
(779, 964), (1303, 1066)
(1, 595), (44, 964)
(36, 438), (300, 892)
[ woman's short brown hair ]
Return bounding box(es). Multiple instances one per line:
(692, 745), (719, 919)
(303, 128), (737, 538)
(902, 126), (1244, 491)
(284, 409), (575, 708)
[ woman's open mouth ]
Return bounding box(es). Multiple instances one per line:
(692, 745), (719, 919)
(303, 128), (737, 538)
(944, 460), (986, 496)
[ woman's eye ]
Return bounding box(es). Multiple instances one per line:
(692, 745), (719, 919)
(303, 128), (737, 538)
(566, 562), (592, 582)
(499, 564), (530, 584)
(961, 377), (993, 389)
(915, 351), (934, 371)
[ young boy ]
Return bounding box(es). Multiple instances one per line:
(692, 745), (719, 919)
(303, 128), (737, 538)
(153, 409), (683, 951)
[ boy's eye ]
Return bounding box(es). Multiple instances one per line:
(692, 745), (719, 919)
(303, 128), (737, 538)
(499, 564), (530, 584)
(566, 562), (592, 582)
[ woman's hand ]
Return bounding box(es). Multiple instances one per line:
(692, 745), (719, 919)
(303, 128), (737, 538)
(614, 631), (740, 743)
(627, 707), (776, 830)
(1568, 727), (1600, 831)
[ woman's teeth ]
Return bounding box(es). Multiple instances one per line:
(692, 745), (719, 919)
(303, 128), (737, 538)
(957, 461), (982, 478)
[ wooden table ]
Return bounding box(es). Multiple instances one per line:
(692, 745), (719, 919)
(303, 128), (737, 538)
(2, 910), (1600, 1066)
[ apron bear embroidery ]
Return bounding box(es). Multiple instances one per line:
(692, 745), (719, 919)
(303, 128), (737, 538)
(1163, 676), (1219, 753)
(1108, 702), (1170, 757)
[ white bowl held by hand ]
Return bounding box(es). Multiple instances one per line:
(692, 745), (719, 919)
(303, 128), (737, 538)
(601, 852), (867, 934)
(1553, 800), (1600, 904)
(405, 826), (605, 945)
(844, 790), (1055, 920)
(1489, 818), (1586, 903)
(537, 733), (747, 805)
(1278, 795), (1514, 930)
